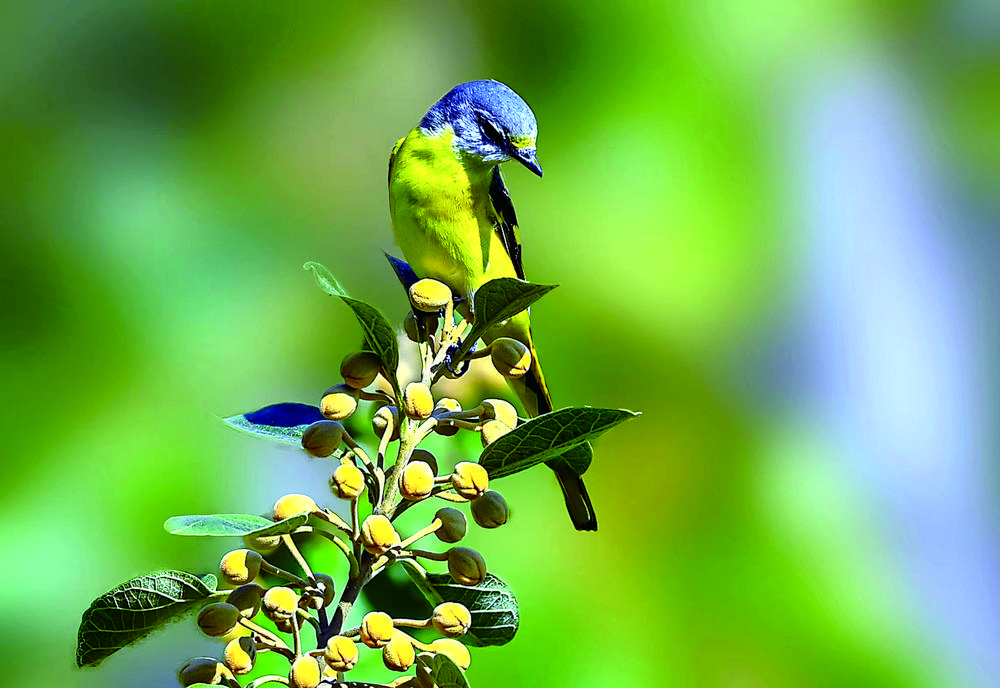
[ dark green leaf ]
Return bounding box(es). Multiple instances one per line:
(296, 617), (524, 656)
(163, 513), (308, 537)
(223, 402), (324, 445)
(416, 652), (471, 688)
(545, 441), (594, 476)
(304, 261), (400, 394)
(480, 407), (639, 480)
(402, 561), (518, 646)
(458, 278), (555, 356)
(76, 570), (218, 667)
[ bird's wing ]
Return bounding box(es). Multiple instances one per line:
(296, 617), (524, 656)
(489, 167), (525, 280)
(387, 136), (405, 183)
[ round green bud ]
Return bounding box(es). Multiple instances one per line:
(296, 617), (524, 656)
(429, 638), (471, 669)
(301, 420), (344, 457)
(220, 549), (262, 586)
(401, 461), (435, 500)
(411, 448), (439, 475)
(481, 398), (518, 429)
(223, 636), (256, 675)
(330, 462), (365, 500)
(490, 337), (531, 378)
(305, 573), (336, 610)
(320, 391), (358, 421)
(470, 490), (510, 528)
(178, 657), (234, 686)
(450, 462), (489, 500)
(324, 635), (359, 672)
(383, 630), (416, 671)
(226, 583), (265, 619)
(360, 611), (395, 648)
(262, 586), (299, 621)
(403, 311), (439, 342)
(480, 419), (512, 447)
(447, 547), (487, 586)
(432, 398), (462, 436)
(360, 514), (400, 555)
(434, 507), (467, 543)
(289, 655), (322, 688)
(403, 382), (434, 420)
(408, 278), (452, 312)
(372, 405), (401, 440)
(273, 493), (318, 521)
(340, 351), (381, 389)
(197, 602), (241, 637)
(242, 532), (281, 555)
(431, 602), (472, 638)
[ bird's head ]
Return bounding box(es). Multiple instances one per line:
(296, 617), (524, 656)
(420, 80), (542, 177)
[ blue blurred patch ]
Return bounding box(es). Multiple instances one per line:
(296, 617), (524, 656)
(244, 403), (324, 427)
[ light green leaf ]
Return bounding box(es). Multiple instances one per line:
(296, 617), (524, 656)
(76, 570), (217, 667)
(223, 401), (326, 445)
(304, 261), (400, 395)
(416, 652), (471, 688)
(545, 441), (594, 476)
(480, 407), (639, 480)
(402, 561), (518, 646)
(163, 513), (308, 537)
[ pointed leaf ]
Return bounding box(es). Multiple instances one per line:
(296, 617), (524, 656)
(76, 570), (218, 667)
(224, 402), (324, 445)
(304, 261), (400, 394)
(164, 512), (309, 537)
(545, 441), (594, 477)
(416, 652), (471, 688)
(459, 278), (555, 350)
(402, 561), (518, 646)
(480, 407), (639, 480)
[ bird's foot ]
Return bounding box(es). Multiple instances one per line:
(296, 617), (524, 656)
(443, 343), (473, 378)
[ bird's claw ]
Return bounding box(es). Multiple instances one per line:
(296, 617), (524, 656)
(444, 343), (473, 378)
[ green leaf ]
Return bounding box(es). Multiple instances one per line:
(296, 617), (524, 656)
(480, 407), (639, 480)
(545, 441), (594, 476)
(76, 570), (218, 667)
(163, 513), (309, 537)
(304, 261), (400, 394)
(416, 652), (471, 688)
(223, 402), (325, 445)
(460, 278), (556, 354)
(402, 561), (518, 646)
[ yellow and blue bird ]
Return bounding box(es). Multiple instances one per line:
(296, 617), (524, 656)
(388, 79), (597, 531)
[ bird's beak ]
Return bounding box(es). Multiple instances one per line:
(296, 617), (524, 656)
(512, 147), (543, 177)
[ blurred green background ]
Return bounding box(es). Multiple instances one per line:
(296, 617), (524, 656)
(3, 1), (999, 686)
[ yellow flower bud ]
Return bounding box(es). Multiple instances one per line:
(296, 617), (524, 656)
(470, 490), (510, 528)
(220, 549), (262, 586)
(226, 583), (265, 619)
(401, 460), (435, 500)
(330, 462), (365, 500)
(372, 405), (400, 440)
(262, 586), (300, 620)
(301, 420), (344, 457)
(434, 507), (467, 543)
(242, 532), (281, 555)
(178, 657), (234, 686)
(481, 398), (518, 428)
(340, 351), (381, 389)
(429, 638), (472, 669)
(403, 382), (434, 420)
(382, 630), (416, 671)
(447, 547), (486, 586)
(223, 636), (256, 675)
(196, 602), (241, 637)
(490, 337), (531, 378)
(480, 419), (512, 447)
(408, 278), (452, 312)
(324, 635), (359, 672)
(450, 462), (489, 500)
(289, 655), (322, 688)
(403, 311), (439, 342)
(360, 611), (395, 648)
(431, 602), (472, 638)
(360, 515), (401, 555)
(273, 493), (318, 521)
(411, 448), (439, 475)
(320, 391), (358, 421)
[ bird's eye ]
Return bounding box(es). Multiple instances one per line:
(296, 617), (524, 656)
(479, 118), (505, 146)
